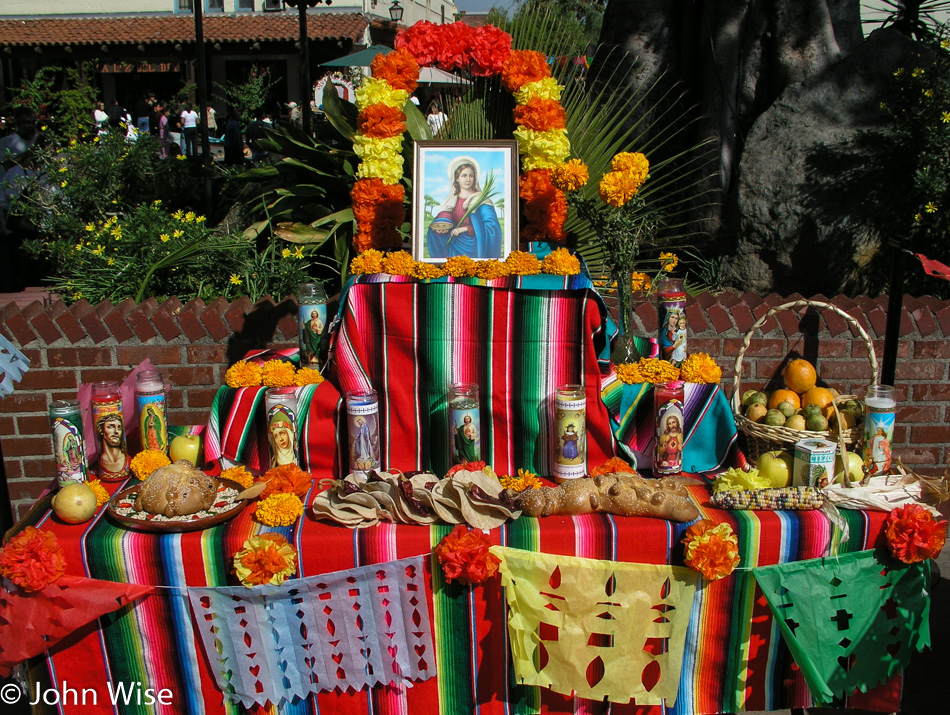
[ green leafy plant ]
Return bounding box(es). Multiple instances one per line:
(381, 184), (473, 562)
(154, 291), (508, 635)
(215, 65), (281, 124)
(10, 63), (99, 140)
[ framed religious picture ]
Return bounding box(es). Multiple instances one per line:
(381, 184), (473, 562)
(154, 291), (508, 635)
(412, 140), (519, 263)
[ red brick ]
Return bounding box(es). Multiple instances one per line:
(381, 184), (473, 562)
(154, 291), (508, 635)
(276, 301), (298, 341)
(814, 340), (848, 358)
(913, 383), (950, 401)
(911, 425), (950, 443)
(166, 366), (215, 387)
(820, 360), (875, 382)
(48, 347), (112, 367)
(634, 301), (658, 333)
(53, 300), (87, 343)
(2, 302), (40, 345)
(152, 297), (183, 341)
(174, 410), (212, 426)
(689, 337), (721, 354)
(79, 300), (113, 344)
(2, 435), (52, 457)
(730, 302), (755, 334)
(706, 304), (733, 334)
(915, 341), (950, 359)
(724, 337), (785, 358)
(897, 404), (942, 423)
(29, 304), (65, 344)
(80, 368), (128, 384)
(858, 339), (910, 360)
(187, 387), (221, 409)
(19, 348), (42, 365)
(865, 306), (888, 338)
(2, 459), (23, 478)
(685, 303), (711, 334)
(895, 361), (946, 381)
(17, 415), (51, 435)
(893, 446), (942, 465)
(200, 297), (232, 341)
(693, 292), (717, 309)
(15, 368), (79, 391)
(819, 305), (851, 336)
(750, 301), (779, 335)
(118, 345), (181, 366)
(0, 393), (47, 413)
(127, 297), (159, 342)
(775, 309), (801, 337)
(225, 296), (252, 333)
(717, 292), (741, 308)
(186, 345), (228, 363)
(20, 460), (55, 480)
(10, 471), (55, 495)
(751, 359), (785, 384)
(0, 416), (15, 435)
(178, 298), (208, 343)
(103, 298), (136, 344)
(739, 291), (764, 310)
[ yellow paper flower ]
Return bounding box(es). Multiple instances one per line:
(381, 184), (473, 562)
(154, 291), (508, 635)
(550, 159), (589, 192)
(615, 361), (643, 384)
(513, 77), (563, 104)
(411, 262), (444, 280)
(682, 520), (740, 581)
(88, 479), (110, 506)
(474, 260), (510, 280)
(220, 465), (255, 489)
(541, 247), (580, 275)
(350, 248), (386, 275)
(514, 127), (571, 171)
(635, 357), (681, 384)
(353, 135), (405, 184)
(255, 492), (304, 526)
(505, 251), (542, 275)
(442, 255), (478, 277)
(380, 250), (416, 276)
(680, 352), (722, 384)
(262, 360), (296, 388)
(598, 170), (641, 207)
(233, 533), (297, 587)
(294, 367), (325, 386)
(611, 152), (650, 185)
(225, 360), (263, 388)
(355, 77), (411, 110)
(659, 252), (678, 271)
(130, 450), (172, 480)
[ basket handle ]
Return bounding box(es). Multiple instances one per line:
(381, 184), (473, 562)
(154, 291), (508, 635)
(730, 299), (879, 414)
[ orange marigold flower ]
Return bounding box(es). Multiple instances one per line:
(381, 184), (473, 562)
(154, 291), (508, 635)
(501, 50), (551, 92)
(680, 353), (722, 385)
(371, 47), (420, 93)
(412, 262), (444, 280)
(88, 478), (110, 506)
(225, 360), (263, 388)
(599, 170), (641, 207)
(541, 247), (580, 275)
(505, 251), (542, 275)
(221, 465), (255, 489)
(590, 457), (637, 477)
(611, 151), (650, 185)
(294, 367), (325, 386)
(381, 250), (416, 276)
(357, 104), (407, 139)
(131, 449), (172, 479)
(682, 520), (740, 580)
(615, 362), (644, 384)
(0, 526), (66, 592)
(262, 360), (296, 388)
(631, 271), (652, 292)
(258, 463), (313, 499)
(550, 159), (589, 192)
(635, 357), (681, 384)
(474, 259), (510, 280)
(234, 533), (297, 587)
(442, 255), (477, 277)
(350, 248), (386, 274)
(255, 492), (304, 526)
(513, 98), (566, 131)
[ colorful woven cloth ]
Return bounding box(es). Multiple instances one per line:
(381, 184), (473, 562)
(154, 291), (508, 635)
(26, 482), (904, 714)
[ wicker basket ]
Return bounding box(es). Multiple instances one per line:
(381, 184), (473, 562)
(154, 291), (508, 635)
(731, 299), (879, 461)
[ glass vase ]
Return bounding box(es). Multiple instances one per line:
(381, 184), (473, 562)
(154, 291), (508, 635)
(610, 268), (642, 365)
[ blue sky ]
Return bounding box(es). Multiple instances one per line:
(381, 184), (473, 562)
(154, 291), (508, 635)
(456, 0), (518, 14)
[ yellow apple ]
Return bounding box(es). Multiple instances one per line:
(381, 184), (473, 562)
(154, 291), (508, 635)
(169, 434), (201, 465)
(756, 450), (794, 488)
(51, 482), (98, 524)
(834, 451), (864, 483)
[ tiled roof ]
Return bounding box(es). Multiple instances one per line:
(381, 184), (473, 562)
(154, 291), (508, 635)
(0, 13), (368, 48)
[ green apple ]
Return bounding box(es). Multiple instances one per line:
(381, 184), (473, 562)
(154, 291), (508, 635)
(169, 434), (201, 465)
(834, 450), (864, 483)
(756, 450), (794, 488)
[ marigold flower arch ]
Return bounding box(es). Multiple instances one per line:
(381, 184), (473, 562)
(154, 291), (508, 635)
(350, 21), (575, 254)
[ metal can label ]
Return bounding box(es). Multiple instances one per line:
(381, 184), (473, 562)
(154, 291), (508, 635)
(53, 416), (88, 486)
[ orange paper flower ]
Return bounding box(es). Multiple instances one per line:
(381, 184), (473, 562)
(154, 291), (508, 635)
(130, 449), (172, 479)
(434, 524), (500, 585)
(351, 178), (406, 252)
(501, 50), (551, 93)
(258, 463), (313, 499)
(682, 520), (740, 580)
(233, 533), (297, 587)
(0, 526), (67, 592)
(262, 360), (296, 388)
(357, 103), (407, 139)
(590, 457), (637, 477)
(371, 47), (420, 93)
(884, 503), (947, 563)
(513, 98), (566, 131)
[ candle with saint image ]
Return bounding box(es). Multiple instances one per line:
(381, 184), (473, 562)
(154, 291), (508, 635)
(91, 380), (131, 481)
(346, 389), (380, 479)
(654, 380), (685, 475)
(863, 384), (896, 476)
(136, 370), (168, 453)
(265, 387), (299, 468)
(449, 383), (481, 465)
(657, 277), (687, 367)
(554, 385), (586, 480)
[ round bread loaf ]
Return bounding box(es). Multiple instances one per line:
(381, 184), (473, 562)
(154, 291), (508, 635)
(134, 460), (217, 517)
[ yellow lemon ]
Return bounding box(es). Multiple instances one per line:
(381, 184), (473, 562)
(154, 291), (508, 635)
(51, 482), (98, 524)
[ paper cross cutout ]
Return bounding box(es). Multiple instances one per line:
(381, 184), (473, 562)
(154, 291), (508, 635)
(188, 554), (435, 709)
(492, 546), (697, 705)
(753, 548), (931, 703)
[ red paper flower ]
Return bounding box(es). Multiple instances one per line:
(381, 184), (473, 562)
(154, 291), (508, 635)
(357, 104), (407, 139)
(0, 526), (67, 593)
(371, 48), (420, 93)
(434, 524), (500, 585)
(434, 22), (478, 71)
(591, 457), (637, 477)
(445, 460), (487, 479)
(396, 21), (443, 67)
(469, 24), (513, 76)
(884, 503), (947, 563)
(501, 50), (551, 93)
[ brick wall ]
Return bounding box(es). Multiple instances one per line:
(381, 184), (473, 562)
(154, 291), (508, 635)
(2, 291), (948, 520)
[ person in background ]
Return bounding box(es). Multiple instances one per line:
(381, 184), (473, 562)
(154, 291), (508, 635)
(180, 103), (199, 157)
(244, 110), (269, 165)
(167, 105), (182, 150)
(286, 101), (302, 130)
(135, 94), (152, 134)
(223, 108), (244, 166)
(158, 105), (171, 159)
(106, 98), (126, 130)
(206, 102), (218, 139)
(93, 101), (109, 135)
(0, 106), (38, 164)
(426, 102), (446, 136)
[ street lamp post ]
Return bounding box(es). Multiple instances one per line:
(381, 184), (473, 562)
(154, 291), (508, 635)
(389, 1), (404, 22)
(286, 0), (332, 137)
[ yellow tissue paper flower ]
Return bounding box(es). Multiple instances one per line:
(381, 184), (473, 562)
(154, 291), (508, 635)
(355, 77), (410, 111)
(353, 135), (405, 184)
(513, 77), (563, 104)
(514, 127), (570, 171)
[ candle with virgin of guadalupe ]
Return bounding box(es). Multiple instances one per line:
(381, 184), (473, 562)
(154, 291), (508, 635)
(91, 380), (131, 481)
(657, 277), (687, 367)
(265, 387), (299, 468)
(449, 383), (481, 465)
(49, 399), (89, 487)
(554, 385), (586, 480)
(654, 380), (685, 475)
(136, 370), (168, 453)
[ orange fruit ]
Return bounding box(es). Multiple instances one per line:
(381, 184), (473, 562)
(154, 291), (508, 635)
(783, 359), (817, 394)
(802, 386), (835, 411)
(768, 389), (801, 411)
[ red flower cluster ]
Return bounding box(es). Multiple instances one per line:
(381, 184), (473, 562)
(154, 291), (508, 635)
(396, 21), (512, 77)
(884, 503), (947, 563)
(357, 104), (407, 139)
(445, 460), (487, 478)
(370, 48), (420, 93)
(513, 98), (566, 131)
(352, 178), (406, 253)
(501, 50), (551, 93)
(0, 526), (67, 593)
(434, 524), (501, 585)
(519, 169), (567, 243)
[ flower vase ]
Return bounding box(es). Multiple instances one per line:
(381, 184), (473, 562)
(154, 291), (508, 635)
(610, 269), (642, 365)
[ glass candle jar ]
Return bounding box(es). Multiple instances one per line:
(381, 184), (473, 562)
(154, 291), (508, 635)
(49, 399), (89, 487)
(863, 384), (896, 476)
(298, 282), (328, 368)
(346, 388), (380, 478)
(554, 384), (587, 480)
(136, 369), (168, 453)
(265, 387), (299, 468)
(657, 277), (687, 367)
(449, 383), (481, 465)
(91, 380), (131, 481)
(654, 380), (685, 475)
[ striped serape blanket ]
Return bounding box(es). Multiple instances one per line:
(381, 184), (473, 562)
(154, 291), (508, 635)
(27, 482), (901, 715)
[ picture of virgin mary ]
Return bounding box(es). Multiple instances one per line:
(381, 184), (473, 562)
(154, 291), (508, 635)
(426, 156), (501, 259)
